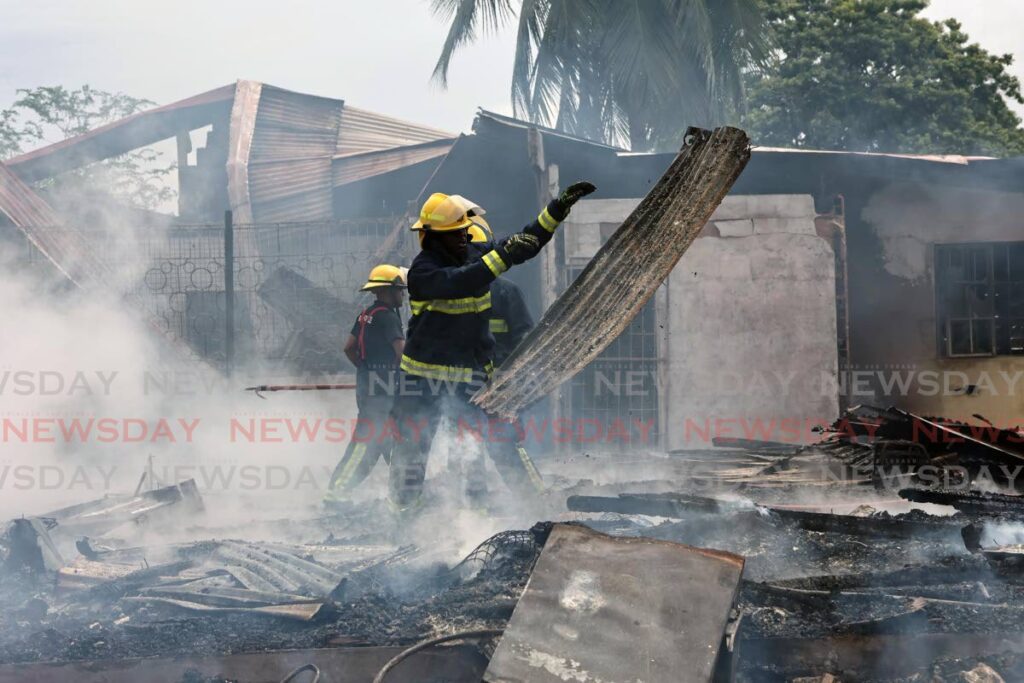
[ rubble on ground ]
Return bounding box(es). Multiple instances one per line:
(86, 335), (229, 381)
(3, 406), (1024, 681)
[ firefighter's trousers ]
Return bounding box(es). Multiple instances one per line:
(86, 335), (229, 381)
(324, 392), (393, 503)
(387, 372), (543, 511)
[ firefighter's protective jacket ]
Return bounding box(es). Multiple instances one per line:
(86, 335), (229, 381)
(401, 199), (566, 383)
(489, 277), (533, 366)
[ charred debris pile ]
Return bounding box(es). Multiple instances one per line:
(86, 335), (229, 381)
(0, 406), (1023, 681)
(0, 481), (544, 672)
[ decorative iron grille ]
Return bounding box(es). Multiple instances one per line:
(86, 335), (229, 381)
(128, 217), (404, 373)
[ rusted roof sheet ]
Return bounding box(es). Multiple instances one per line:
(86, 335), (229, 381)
(242, 88), (454, 221)
(5, 80), (456, 223)
(245, 85), (343, 223)
(5, 84), (235, 182)
(0, 161), (60, 227)
(336, 106), (454, 156)
(331, 138), (454, 187)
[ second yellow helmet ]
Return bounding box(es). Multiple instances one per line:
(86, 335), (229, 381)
(360, 264), (407, 291)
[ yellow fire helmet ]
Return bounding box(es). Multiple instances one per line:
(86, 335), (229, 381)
(412, 193), (486, 234)
(467, 216), (494, 244)
(359, 264), (407, 292)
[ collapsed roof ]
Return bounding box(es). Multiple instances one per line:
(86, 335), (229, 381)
(2, 80), (456, 223)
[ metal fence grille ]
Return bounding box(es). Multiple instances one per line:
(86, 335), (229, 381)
(127, 217), (402, 373)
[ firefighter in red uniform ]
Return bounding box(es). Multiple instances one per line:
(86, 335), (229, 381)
(389, 183), (596, 514)
(324, 264), (407, 506)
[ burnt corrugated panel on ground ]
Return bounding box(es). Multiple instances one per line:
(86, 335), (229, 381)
(825, 405), (1024, 488)
(900, 488), (1024, 517)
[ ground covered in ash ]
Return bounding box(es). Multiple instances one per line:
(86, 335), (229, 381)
(0, 525), (544, 665)
(5, 465), (1024, 682)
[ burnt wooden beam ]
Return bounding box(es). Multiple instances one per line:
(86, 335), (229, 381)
(568, 491), (963, 542)
(567, 493), (730, 517)
(900, 487), (1024, 518)
(765, 506), (962, 542)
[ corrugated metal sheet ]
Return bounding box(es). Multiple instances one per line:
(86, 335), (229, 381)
(0, 161), (60, 227)
(336, 106), (454, 156)
(246, 86), (343, 222)
(253, 89), (341, 129)
(0, 160), (135, 313)
(251, 129), (339, 157)
(331, 139), (454, 187)
(251, 190), (335, 224)
(226, 80), (262, 224)
(0, 166), (218, 367)
(473, 127), (751, 418)
(3, 79), (458, 224)
(250, 158), (334, 202)
(251, 86), (343, 160)
(244, 87), (454, 221)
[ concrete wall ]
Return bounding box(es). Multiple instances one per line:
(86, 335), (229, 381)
(563, 195), (839, 450)
(850, 181), (1024, 425)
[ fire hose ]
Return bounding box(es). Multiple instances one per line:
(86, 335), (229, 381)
(372, 628), (504, 683)
(245, 383), (356, 398)
(278, 663), (319, 683)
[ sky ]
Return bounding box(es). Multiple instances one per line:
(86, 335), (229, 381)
(1, 0), (1022, 141)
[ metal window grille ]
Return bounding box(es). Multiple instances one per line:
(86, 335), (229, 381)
(936, 242), (1024, 357)
(564, 264), (660, 449)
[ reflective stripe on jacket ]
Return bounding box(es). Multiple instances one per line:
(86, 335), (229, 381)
(402, 199), (566, 382)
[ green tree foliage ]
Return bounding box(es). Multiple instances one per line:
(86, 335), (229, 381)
(429, 0), (772, 151)
(743, 0), (1024, 155)
(0, 85), (175, 210)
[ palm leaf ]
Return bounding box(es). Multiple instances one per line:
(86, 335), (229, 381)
(430, 0), (517, 86)
(511, 0), (547, 116)
(428, 0), (773, 149)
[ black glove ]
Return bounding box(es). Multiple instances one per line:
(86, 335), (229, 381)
(556, 181), (597, 211)
(498, 233), (541, 266)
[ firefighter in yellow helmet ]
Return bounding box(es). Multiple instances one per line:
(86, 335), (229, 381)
(324, 264), (406, 507)
(389, 182), (596, 513)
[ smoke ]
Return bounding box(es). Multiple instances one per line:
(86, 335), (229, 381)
(0, 234), (359, 533)
(0, 232), (560, 567)
(978, 520), (1024, 549)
